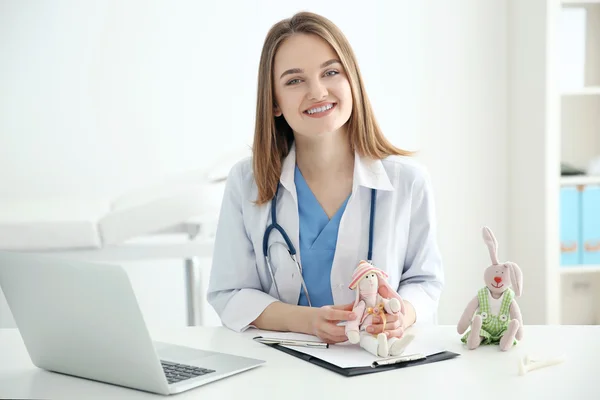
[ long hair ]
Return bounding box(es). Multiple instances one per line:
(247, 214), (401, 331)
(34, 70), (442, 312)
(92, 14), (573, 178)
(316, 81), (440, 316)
(252, 11), (414, 205)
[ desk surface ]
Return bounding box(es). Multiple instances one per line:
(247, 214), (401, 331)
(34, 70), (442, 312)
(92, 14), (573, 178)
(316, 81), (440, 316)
(1, 325), (598, 399)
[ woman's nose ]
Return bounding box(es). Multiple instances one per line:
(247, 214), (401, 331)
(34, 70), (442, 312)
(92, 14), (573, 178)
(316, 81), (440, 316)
(494, 276), (502, 283)
(308, 81), (328, 100)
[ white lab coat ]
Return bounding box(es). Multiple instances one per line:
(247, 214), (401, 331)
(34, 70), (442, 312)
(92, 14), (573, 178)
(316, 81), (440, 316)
(207, 144), (444, 332)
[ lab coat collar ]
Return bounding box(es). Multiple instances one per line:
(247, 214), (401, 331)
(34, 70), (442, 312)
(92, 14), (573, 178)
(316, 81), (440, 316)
(352, 151), (395, 192)
(279, 142), (395, 194)
(279, 143), (298, 196)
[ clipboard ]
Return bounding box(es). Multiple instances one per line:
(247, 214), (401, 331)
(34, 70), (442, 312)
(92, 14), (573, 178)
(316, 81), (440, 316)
(254, 336), (460, 377)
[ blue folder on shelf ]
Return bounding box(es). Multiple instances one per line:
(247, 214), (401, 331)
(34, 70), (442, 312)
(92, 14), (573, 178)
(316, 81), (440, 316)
(582, 185), (600, 265)
(560, 186), (582, 265)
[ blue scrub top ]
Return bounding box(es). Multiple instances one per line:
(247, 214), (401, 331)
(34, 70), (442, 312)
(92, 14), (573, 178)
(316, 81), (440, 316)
(295, 165), (349, 307)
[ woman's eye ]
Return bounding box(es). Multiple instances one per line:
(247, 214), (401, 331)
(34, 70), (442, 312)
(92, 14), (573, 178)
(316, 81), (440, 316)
(324, 70), (338, 77)
(286, 78), (301, 85)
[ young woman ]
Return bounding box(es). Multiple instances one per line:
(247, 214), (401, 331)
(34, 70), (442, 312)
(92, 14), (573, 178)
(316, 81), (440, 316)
(207, 11), (444, 344)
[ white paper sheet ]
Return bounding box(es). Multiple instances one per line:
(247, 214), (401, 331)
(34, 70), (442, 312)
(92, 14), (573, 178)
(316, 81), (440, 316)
(252, 330), (445, 368)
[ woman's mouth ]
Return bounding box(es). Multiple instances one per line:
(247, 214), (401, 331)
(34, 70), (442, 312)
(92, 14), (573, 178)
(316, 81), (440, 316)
(303, 103), (336, 118)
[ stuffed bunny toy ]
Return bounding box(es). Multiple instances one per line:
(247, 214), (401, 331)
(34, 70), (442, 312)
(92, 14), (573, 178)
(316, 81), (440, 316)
(457, 226), (524, 351)
(345, 260), (409, 357)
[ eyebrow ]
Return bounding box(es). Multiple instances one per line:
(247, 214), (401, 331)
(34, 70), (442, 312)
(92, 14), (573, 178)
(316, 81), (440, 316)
(279, 59), (341, 80)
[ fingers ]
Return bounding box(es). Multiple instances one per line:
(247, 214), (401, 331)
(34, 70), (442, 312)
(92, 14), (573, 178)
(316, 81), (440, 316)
(372, 314), (399, 324)
(323, 307), (356, 322)
(367, 325), (404, 338)
(367, 319), (401, 334)
(368, 312), (404, 334)
(331, 303), (354, 311)
(316, 324), (350, 344)
(317, 331), (350, 344)
(314, 312), (351, 343)
(385, 327), (405, 339)
(372, 313), (405, 329)
(326, 324), (348, 338)
(310, 305), (357, 344)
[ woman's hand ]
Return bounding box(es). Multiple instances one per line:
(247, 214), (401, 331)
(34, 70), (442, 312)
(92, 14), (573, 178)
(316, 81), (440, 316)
(366, 299), (416, 338)
(367, 313), (405, 338)
(309, 303), (356, 344)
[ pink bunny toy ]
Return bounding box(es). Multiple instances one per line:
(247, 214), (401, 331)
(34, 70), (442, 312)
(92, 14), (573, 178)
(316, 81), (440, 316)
(345, 260), (408, 357)
(457, 226), (524, 351)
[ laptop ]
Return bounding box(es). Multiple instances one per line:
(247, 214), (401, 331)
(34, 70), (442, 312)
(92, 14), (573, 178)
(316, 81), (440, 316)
(0, 251), (265, 395)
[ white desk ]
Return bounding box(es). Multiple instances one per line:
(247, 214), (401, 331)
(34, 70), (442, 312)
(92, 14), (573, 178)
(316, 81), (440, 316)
(1, 325), (598, 399)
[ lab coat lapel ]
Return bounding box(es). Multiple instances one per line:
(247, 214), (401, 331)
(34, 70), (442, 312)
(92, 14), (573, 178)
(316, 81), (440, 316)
(268, 144), (302, 305)
(330, 152), (395, 304)
(279, 144), (297, 204)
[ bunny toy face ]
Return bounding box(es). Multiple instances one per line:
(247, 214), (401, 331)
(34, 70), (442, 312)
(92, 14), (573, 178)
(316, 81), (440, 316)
(484, 263), (516, 297)
(482, 227), (523, 298)
(358, 272), (379, 294)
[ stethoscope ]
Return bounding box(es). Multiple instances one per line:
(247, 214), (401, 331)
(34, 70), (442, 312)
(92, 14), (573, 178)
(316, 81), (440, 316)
(262, 184), (377, 307)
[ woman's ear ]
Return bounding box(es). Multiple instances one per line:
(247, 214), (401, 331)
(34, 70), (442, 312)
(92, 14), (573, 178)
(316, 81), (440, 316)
(273, 103), (282, 117)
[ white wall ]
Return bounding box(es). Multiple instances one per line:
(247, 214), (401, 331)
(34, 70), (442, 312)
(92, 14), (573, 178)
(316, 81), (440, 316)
(417, 1), (508, 324)
(506, 0), (560, 326)
(0, 0), (508, 328)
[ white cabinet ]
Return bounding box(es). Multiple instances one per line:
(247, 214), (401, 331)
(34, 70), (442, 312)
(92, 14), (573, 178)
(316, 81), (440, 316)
(558, 0), (600, 325)
(507, 0), (600, 325)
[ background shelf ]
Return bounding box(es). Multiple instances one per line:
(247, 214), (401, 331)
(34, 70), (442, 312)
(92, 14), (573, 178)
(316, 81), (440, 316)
(560, 265), (600, 275)
(563, 1), (600, 5)
(562, 86), (600, 96)
(562, 86), (600, 95)
(560, 175), (600, 185)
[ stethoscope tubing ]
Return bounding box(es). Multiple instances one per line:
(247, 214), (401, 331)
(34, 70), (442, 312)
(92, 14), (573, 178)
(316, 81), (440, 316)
(263, 184), (376, 307)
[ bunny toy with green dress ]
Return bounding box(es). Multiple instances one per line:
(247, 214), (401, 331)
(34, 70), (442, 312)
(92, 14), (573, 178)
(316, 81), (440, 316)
(457, 226), (524, 351)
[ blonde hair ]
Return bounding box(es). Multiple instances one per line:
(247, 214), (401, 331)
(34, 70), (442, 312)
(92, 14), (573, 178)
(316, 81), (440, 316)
(252, 11), (413, 205)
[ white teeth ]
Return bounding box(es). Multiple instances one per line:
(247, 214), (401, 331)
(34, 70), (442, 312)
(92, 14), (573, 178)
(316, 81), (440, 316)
(307, 104), (333, 114)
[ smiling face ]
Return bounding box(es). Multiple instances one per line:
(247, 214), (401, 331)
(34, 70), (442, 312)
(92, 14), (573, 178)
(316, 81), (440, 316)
(272, 33), (353, 139)
(484, 264), (513, 296)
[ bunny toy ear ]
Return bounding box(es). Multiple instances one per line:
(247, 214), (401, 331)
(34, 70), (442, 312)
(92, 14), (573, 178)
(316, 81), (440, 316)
(482, 226), (500, 265)
(505, 262), (523, 297)
(352, 285), (361, 309)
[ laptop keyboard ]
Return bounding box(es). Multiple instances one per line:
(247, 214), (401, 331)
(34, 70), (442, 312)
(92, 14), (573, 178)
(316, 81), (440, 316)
(161, 360), (215, 384)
